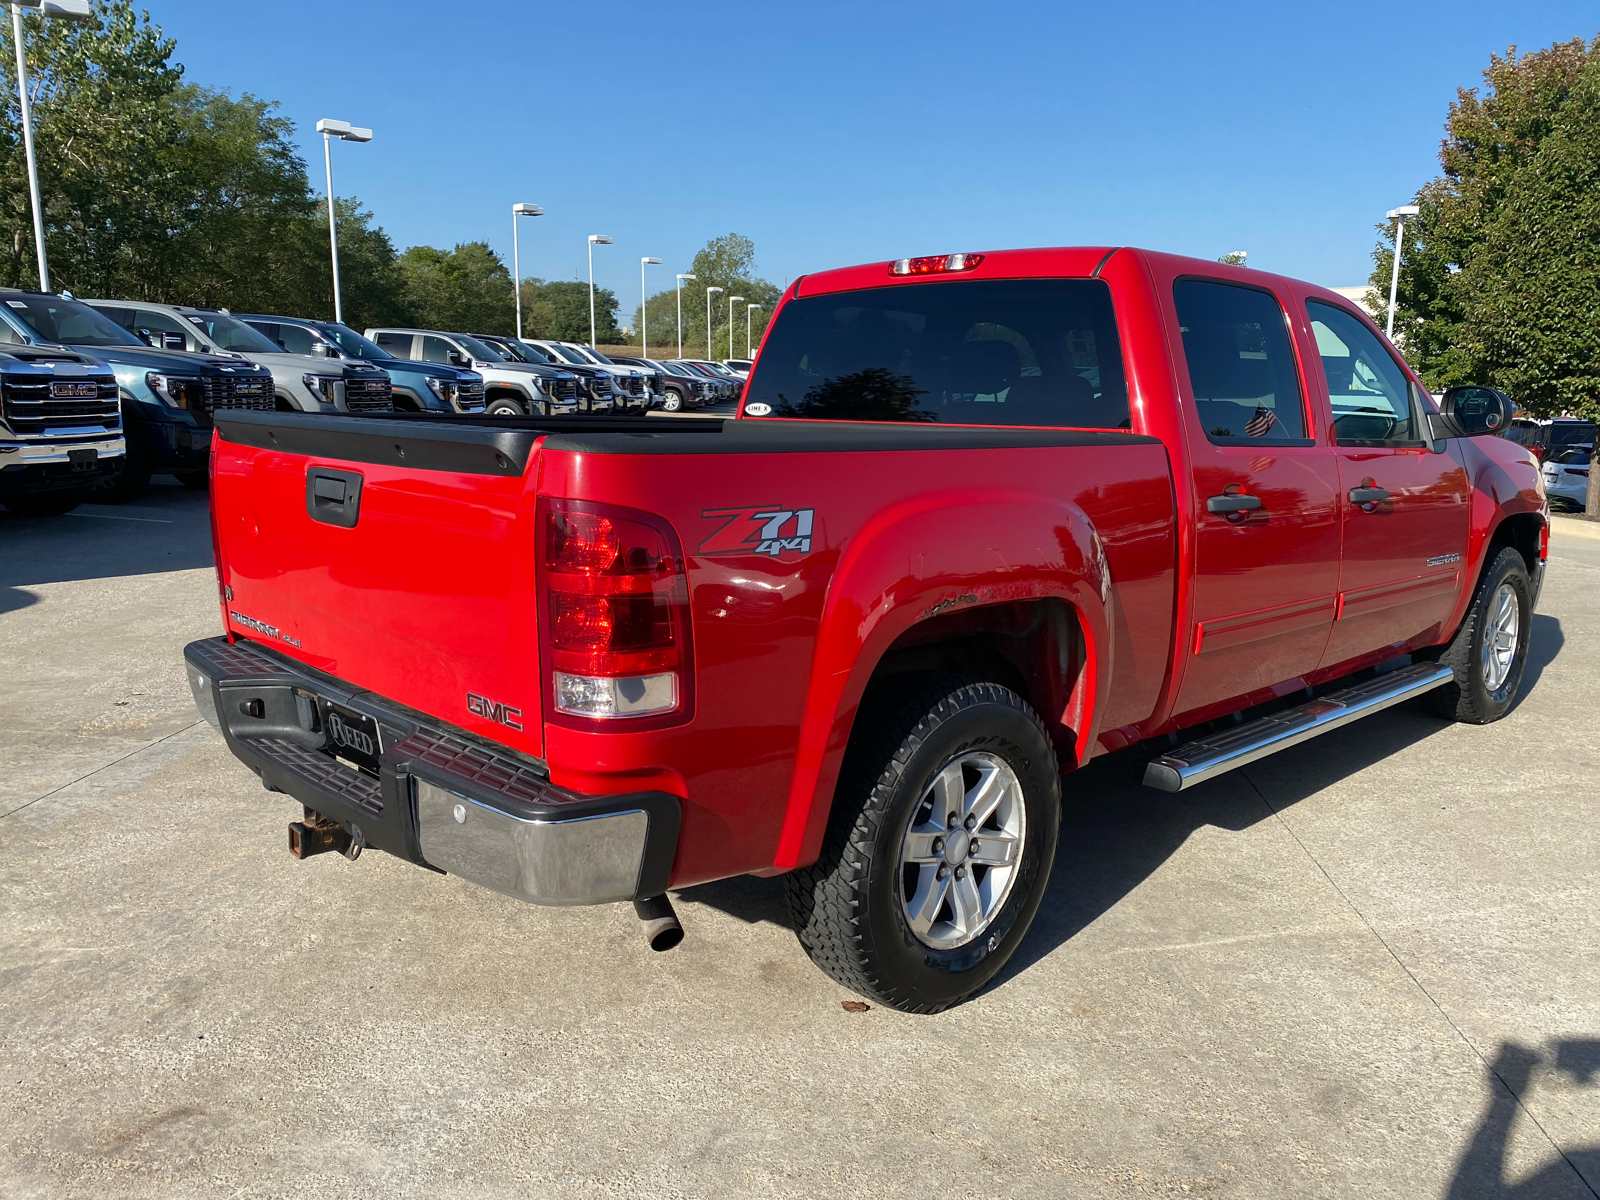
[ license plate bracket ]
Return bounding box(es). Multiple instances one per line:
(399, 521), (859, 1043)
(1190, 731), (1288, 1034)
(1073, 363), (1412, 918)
(318, 699), (382, 775)
(67, 448), (97, 470)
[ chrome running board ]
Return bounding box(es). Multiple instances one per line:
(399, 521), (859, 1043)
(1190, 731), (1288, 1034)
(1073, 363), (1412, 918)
(1142, 662), (1454, 793)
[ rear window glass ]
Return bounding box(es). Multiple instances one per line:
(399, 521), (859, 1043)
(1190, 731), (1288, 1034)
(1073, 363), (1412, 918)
(743, 279), (1130, 428)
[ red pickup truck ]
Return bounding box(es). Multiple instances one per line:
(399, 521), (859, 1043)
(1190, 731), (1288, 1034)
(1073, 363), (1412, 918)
(185, 246), (1546, 1012)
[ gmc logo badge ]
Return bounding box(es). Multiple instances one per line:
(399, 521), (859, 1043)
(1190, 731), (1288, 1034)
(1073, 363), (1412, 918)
(467, 691), (523, 731)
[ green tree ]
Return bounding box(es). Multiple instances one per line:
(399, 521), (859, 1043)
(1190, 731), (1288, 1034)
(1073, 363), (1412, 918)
(630, 232), (780, 357)
(1372, 35), (1600, 419)
(396, 241), (514, 334)
(0, 1), (409, 328)
(519, 278), (621, 343)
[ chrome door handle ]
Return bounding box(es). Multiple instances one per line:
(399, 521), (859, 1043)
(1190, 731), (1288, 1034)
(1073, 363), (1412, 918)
(1205, 493), (1262, 515)
(1348, 486), (1390, 504)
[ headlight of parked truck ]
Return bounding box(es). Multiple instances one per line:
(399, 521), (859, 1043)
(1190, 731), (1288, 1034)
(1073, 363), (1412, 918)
(145, 373), (207, 410)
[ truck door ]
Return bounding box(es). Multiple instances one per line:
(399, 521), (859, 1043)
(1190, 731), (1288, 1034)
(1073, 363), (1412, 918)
(1166, 278), (1343, 719)
(1303, 300), (1469, 670)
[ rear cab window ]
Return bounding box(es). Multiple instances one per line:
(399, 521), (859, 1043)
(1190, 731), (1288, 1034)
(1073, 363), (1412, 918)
(743, 278), (1130, 428)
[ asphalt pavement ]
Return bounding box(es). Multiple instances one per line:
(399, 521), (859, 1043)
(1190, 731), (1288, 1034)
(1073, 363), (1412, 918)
(1, 479), (1596, 1199)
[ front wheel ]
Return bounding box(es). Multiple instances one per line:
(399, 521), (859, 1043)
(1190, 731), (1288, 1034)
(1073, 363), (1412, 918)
(1427, 545), (1533, 723)
(485, 397), (524, 416)
(785, 675), (1060, 1013)
(660, 390), (683, 413)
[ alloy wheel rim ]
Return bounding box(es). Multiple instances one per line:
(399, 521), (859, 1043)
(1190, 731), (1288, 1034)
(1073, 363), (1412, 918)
(898, 751), (1027, 951)
(1481, 581), (1520, 692)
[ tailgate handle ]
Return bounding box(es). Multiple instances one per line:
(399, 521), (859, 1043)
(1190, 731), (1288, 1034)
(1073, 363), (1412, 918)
(306, 468), (363, 528)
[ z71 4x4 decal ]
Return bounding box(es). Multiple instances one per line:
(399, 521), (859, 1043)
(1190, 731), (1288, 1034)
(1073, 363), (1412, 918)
(699, 505), (816, 558)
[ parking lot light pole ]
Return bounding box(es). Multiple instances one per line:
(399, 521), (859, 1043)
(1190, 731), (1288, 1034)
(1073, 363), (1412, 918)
(10, 0), (93, 293)
(640, 257), (661, 357)
(726, 296), (744, 361)
(1385, 205), (1421, 340)
(676, 273), (695, 358)
(315, 118), (373, 325)
(587, 234), (613, 347)
(511, 203), (543, 338)
(746, 304), (761, 357)
(704, 286), (722, 361)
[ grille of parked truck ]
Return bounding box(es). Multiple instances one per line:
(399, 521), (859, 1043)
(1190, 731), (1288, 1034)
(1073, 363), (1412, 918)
(0, 344), (124, 516)
(186, 246), (1547, 1013)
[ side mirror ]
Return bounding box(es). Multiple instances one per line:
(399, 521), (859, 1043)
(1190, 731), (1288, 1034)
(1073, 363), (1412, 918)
(162, 332), (186, 351)
(447, 351), (467, 367)
(317, 342), (341, 358)
(135, 327), (159, 348)
(1437, 386), (1514, 438)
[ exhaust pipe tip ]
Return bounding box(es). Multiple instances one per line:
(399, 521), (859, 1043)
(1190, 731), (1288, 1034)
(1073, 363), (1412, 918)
(632, 894), (684, 952)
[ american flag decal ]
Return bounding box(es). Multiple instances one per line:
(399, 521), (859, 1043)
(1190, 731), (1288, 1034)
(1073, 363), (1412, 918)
(1244, 405), (1277, 438)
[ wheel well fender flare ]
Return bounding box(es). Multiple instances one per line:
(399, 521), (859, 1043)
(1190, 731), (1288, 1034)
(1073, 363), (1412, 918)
(771, 489), (1112, 872)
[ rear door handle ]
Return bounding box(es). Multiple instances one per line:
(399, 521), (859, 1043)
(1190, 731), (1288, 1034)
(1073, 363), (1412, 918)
(1205, 493), (1263, 515)
(1348, 486), (1390, 505)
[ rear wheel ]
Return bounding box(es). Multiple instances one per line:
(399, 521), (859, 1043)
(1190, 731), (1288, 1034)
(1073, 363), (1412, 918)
(1427, 545), (1533, 723)
(3, 489), (86, 517)
(785, 675), (1060, 1013)
(485, 397), (524, 416)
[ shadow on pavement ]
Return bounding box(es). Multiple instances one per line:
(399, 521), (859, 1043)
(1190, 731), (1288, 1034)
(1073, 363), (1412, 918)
(1448, 1040), (1600, 1198)
(1518, 614), (1564, 703)
(680, 702), (1466, 960)
(0, 478), (212, 588)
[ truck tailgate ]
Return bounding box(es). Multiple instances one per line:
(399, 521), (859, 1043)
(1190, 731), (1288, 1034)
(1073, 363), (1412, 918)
(211, 412), (546, 759)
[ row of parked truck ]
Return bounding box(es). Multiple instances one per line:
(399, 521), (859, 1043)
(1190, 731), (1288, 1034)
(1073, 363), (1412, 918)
(0, 286), (752, 514)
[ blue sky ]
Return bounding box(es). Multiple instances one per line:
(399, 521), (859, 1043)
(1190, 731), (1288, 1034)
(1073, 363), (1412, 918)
(155, 0), (1595, 308)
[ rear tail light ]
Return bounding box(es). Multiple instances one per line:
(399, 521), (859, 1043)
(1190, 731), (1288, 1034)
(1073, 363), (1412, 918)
(1540, 520), (1550, 562)
(538, 498), (693, 725)
(889, 252), (986, 276)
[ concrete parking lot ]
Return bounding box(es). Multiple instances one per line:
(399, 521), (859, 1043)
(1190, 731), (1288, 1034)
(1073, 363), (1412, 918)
(2, 481), (1596, 1199)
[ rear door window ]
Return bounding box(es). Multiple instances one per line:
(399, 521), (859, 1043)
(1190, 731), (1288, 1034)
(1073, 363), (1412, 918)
(420, 336), (457, 365)
(1172, 280), (1308, 443)
(743, 278), (1130, 428)
(136, 309), (203, 353)
(272, 322), (316, 356)
(373, 331), (416, 358)
(1306, 301), (1419, 445)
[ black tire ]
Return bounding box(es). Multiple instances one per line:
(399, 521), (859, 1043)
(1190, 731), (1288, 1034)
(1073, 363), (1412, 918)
(785, 674), (1061, 1013)
(485, 397), (524, 416)
(2, 489), (86, 517)
(175, 469), (208, 490)
(1426, 545), (1533, 723)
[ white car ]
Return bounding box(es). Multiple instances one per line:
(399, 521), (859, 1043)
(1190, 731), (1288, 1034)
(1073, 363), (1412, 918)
(722, 358), (753, 380)
(1542, 444), (1592, 510)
